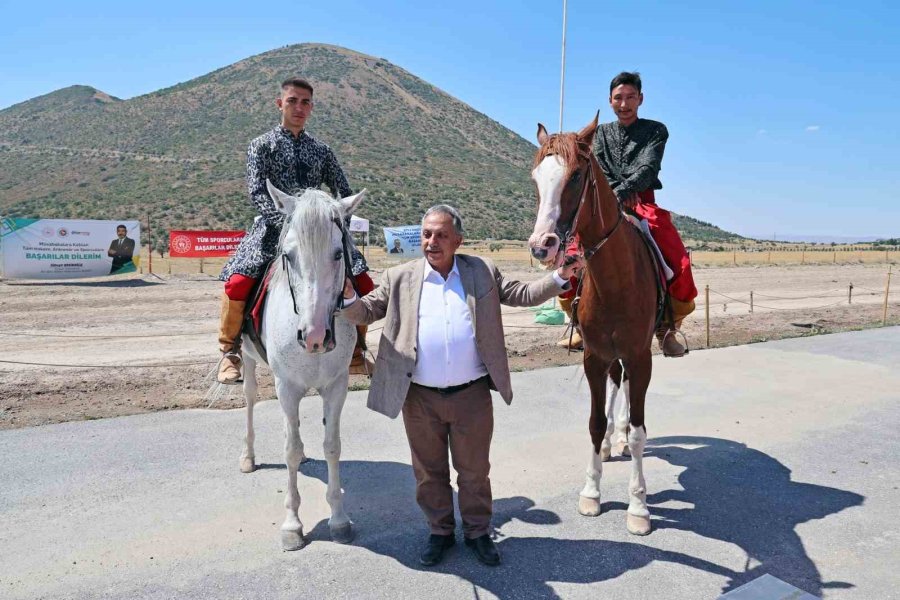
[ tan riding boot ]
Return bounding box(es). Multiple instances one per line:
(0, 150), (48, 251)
(656, 318), (687, 358)
(349, 325), (374, 376)
(556, 297), (583, 350)
(217, 294), (246, 384)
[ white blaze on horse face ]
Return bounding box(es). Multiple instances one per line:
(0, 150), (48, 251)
(529, 155), (567, 266)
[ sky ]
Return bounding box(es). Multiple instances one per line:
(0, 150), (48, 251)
(1, 0), (898, 240)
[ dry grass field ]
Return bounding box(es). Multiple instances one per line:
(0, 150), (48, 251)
(2, 242), (897, 430)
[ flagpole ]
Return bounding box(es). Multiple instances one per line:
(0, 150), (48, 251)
(559, 0), (568, 133)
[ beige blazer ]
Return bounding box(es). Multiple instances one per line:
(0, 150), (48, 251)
(342, 254), (566, 418)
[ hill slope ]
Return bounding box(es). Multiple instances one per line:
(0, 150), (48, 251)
(0, 43), (742, 247)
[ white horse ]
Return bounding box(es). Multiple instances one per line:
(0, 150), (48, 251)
(239, 181), (366, 550)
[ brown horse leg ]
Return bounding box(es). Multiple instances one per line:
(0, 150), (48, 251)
(622, 350), (652, 535)
(606, 361), (631, 459)
(578, 349), (611, 517)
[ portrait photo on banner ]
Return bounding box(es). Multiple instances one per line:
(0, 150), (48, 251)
(383, 225), (423, 258)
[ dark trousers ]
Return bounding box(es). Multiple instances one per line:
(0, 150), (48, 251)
(402, 379), (493, 539)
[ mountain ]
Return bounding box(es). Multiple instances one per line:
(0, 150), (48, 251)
(0, 43), (743, 247)
(673, 214), (745, 244)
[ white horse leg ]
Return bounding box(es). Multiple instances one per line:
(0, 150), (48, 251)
(240, 354), (258, 473)
(578, 447), (604, 516)
(615, 380), (631, 457)
(279, 385), (306, 551)
(625, 424), (651, 535)
(600, 376), (620, 462)
(320, 378), (353, 544)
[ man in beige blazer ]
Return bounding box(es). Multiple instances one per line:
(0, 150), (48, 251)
(342, 205), (581, 567)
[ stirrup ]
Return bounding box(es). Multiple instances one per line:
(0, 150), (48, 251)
(659, 328), (689, 358)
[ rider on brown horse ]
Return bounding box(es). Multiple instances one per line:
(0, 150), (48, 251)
(558, 72), (697, 357)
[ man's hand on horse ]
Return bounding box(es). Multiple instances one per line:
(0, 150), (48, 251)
(557, 255), (584, 280)
(343, 277), (356, 300)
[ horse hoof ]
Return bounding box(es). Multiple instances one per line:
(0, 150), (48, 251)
(626, 514), (651, 536)
(615, 442), (631, 457)
(239, 457), (256, 473)
(600, 446), (611, 462)
(298, 455), (310, 465)
(577, 496), (601, 517)
(281, 528), (306, 551)
(330, 522), (355, 544)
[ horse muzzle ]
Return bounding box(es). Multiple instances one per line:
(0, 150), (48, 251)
(297, 327), (335, 354)
(529, 232), (561, 265)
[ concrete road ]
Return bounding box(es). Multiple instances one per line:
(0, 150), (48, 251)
(2, 328), (898, 599)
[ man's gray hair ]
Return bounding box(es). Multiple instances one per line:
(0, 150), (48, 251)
(422, 204), (464, 235)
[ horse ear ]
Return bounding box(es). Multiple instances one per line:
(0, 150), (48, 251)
(340, 188), (367, 216)
(537, 123), (550, 145)
(576, 112), (599, 146)
(266, 179), (295, 215)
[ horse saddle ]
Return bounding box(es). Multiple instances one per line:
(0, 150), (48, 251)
(241, 260), (279, 364)
(624, 213), (674, 287)
(621, 212), (673, 330)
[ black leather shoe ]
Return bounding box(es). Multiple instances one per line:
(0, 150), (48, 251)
(419, 534), (455, 566)
(464, 534), (501, 566)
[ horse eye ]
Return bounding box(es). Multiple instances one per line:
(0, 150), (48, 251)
(333, 250), (343, 261)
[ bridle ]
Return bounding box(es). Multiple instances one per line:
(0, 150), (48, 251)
(545, 139), (625, 353)
(280, 215), (359, 344)
(553, 141), (623, 262)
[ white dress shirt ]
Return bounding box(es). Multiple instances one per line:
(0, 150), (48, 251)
(412, 258), (488, 388)
(341, 259), (569, 389)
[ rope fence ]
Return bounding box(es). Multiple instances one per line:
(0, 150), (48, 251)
(4, 268), (894, 370)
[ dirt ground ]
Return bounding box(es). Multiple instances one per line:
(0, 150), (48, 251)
(1, 258), (896, 430)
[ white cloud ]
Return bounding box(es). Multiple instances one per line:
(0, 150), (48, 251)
(805, 125), (820, 132)
(757, 129), (767, 136)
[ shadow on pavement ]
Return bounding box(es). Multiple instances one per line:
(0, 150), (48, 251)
(294, 435), (865, 597)
(646, 435), (864, 596)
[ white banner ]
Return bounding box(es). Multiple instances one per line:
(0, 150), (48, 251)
(1, 218), (141, 279)
(349, 215), (369, 233)
(383, 225), (423, 258)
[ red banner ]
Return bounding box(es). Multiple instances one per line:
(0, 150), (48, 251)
(169, 230), (245, 257)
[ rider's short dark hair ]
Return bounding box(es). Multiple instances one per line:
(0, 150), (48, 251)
(281, 78), (314, 95)
(609, 72), (642, 94)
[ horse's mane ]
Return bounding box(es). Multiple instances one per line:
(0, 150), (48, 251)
(533, 132), (583, 176)
(272, 189), (343, 285)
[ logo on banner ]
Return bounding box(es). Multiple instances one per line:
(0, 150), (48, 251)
(57, 228), (68, 237)
(172, 234), (193, 254)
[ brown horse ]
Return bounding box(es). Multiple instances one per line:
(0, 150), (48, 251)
(528, 114), (658, 536)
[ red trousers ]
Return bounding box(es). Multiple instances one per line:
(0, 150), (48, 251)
(560, 192), (697, 305)
(224, 271), (375, 301)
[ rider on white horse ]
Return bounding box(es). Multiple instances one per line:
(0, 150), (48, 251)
(217, 77), (374, 385)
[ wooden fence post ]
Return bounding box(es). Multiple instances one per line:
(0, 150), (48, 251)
(705, 285), (710, 347)
(199, 258), (204, 274)
(848, 283), (853, 304)
(750, 291), (754, 313)
(884, 266), (893, 326)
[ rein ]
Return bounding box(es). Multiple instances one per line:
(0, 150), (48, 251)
(280, 215), (358, 317)
(558, 146), (624, 261)
(561, 147), (625, 353)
